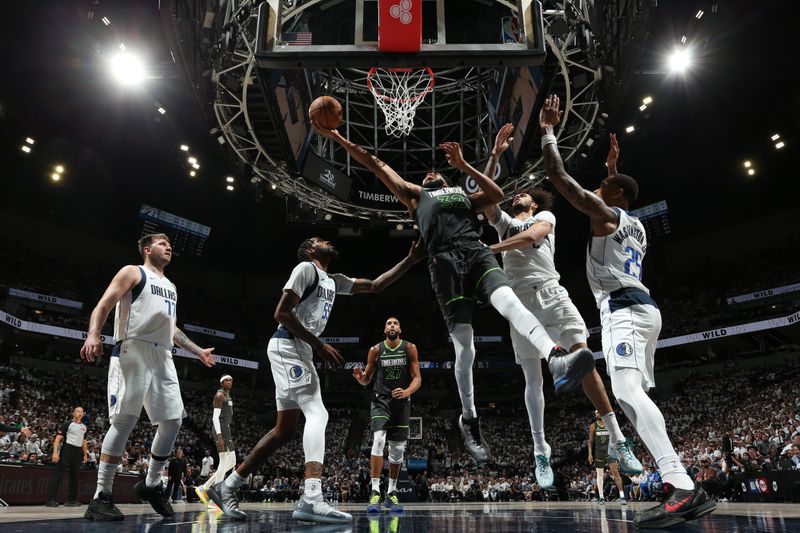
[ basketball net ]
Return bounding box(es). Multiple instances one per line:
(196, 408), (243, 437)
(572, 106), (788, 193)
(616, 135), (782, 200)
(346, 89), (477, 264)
(367, 67), (435, 137)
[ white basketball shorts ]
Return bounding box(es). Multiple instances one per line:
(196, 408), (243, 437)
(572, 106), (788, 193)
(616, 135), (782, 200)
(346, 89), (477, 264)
(267, 336), (322, 411)
(107, 338), (184, 424)
(510, 279), (589, 362)
(599, 289), (661, 390)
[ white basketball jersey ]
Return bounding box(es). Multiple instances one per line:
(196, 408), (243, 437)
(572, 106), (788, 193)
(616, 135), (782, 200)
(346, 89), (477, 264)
(586, 208), (649, 307)
(491, 210), (560, 289)
(114, 266), (177, 347)
(283, 262), (354, 337)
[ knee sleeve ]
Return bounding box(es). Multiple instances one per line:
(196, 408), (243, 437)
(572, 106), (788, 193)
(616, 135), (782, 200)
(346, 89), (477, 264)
(300, 395), (328, 464)
(388, 440), (406, 464)
(151, 418), (182, 458)
(101, 414), (139, 457)
(451, 323), (476, 369)
(371, 430), (387, 457)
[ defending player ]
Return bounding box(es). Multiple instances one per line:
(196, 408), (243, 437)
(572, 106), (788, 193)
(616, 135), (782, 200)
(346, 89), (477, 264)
(209, 237), (423, 523)
(539, 95), (715, 528)
(483, 125), (641, 489)
(195, 375), (235, 507)
(312, 120), (595, 466)
(588, 410), (626, 504)
(80, 233), (215, 521)
(353, 317), (421, 513)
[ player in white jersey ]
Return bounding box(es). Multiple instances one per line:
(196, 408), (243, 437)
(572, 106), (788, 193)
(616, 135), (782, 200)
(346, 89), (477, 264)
(79, 233), (215, 522)
(483, 128), (641, 491)
(540, 95), (715, 528)
(210, 236), (423, 524)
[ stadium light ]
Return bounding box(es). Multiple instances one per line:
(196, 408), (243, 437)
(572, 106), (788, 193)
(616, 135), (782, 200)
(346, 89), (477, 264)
(681, 35), (687, 44)
(395, 223), (404, 231)
(101, 16), (111, 26)
(743, 161), (751, 168)
(225, 176), (234, 183)
(775, 141), (785, 149)
(226, 185), (234, 191)
(747, 168), (755, 176)
(695, 10), (704, 19)
(642, 96), (653, 105)
(188, 157), (197, 164)
(324, 213), (333, 221)
(55, 165), (64, 174)
(25, 137), (35, 145)
(110, 51), (145, 87)
(189, 170), (196, 177)
(771, 133), (780, 141)
(271, 183), (277, 190)
(668, 48), (692, 73)
(51, 173), (61, 181)
(21, 145), (31, 153)
(180, 144), (189, 151)
(625, 125), (635, 133)
(157, 107), (166, 115)
(639, 104), (647, 111)
(192, 162), (200, 170)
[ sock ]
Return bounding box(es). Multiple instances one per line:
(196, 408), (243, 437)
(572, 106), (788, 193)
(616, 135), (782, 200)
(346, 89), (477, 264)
(304, 478), (322, 500)
(224, 470), (246, 490)
(388, 477), (398, 493)
(94, 461), (118, 498)
(371, 478), (381, 492)
(450, 324), (478, 419)
(520, 356), (547, 454)
(146, 457), (168, 488)
(611, 368), (694, 491)
(601, 412), (625, 446)
(489, 286), (556, 358)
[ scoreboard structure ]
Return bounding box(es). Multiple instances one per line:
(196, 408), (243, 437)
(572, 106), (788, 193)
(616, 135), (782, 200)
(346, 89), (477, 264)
(138, 204), (211, 257)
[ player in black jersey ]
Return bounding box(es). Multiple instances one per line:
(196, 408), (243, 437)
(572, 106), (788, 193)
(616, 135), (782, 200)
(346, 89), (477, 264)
(354, 317), (421, 513)
(313, 121), (595, 464)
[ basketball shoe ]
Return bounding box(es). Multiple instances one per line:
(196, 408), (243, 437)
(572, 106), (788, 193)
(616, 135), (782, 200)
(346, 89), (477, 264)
(634, 483), (716, 528)
(548, 346), (595, 394)
(459, 415), (492, 463)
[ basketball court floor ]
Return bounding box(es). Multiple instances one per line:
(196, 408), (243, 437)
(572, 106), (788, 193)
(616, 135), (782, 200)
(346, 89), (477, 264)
(0, 501), (798, 532)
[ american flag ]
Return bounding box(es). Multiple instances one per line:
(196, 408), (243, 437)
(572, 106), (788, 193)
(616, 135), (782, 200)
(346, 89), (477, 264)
(283, 32), (312, 46)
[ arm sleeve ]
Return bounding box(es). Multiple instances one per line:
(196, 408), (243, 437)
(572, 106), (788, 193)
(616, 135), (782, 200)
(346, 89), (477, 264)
(490, 211), (513, 239)
(57, 422), (69, 436)
(534, 210), (557, 230)
(212, 408), (222, 434)
(283, 262), (317, 298)
(330, 273), (356, 295)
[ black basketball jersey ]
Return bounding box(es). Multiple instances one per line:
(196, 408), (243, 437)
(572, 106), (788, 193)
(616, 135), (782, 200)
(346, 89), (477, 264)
(217, 388), (233, 429)
(414, 185), (481, 254)
(374, 340), (411, 396)
(594, 420), (609, 452)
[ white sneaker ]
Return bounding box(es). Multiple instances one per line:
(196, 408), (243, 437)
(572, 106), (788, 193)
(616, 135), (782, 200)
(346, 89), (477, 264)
(609, 441), (643, 474)
(293, 496), (352, 524)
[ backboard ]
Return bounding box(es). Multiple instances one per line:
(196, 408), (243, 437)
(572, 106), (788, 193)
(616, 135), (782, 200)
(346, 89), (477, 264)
(256, 0), (546, 68)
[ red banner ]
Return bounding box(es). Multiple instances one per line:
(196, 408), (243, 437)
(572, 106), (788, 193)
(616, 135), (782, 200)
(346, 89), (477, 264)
(379, 0), (422, 52)
(0, 464), (140, 504)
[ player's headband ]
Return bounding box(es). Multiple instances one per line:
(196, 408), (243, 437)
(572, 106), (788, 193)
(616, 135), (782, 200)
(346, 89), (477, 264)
(220, 375), (233, 383)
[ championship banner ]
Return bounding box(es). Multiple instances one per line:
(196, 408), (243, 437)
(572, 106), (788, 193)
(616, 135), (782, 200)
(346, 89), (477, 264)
(0, 309), (258, 369)
(727, 282), (800, 304)
(9, 288), (83, 309)
(592, 307), (800, 359)
(183, 323), (235, 340)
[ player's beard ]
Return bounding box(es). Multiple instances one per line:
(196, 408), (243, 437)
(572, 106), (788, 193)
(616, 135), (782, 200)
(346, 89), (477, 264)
(511, 202), (530, 216)
(318, 246), (340, 262)
(422, 178), (446, 190)
(385, 331), (399, 340)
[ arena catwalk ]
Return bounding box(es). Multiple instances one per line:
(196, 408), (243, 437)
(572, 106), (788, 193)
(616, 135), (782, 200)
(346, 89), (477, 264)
(1, 502), (798, 532)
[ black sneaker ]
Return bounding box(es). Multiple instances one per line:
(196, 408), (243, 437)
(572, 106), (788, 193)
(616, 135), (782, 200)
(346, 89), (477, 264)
(134, 480), (174, 517)
(548, 346), (595, 394)
(84, 490), (124, 521)
(458, 415), (492, 463)
(65, 500), (81, 507)
(634, 483), (716, 528)
(46, 500), (59, 507)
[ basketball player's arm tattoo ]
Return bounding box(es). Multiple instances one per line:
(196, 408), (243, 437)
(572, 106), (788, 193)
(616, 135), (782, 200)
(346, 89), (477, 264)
(173, 328), (202, 355)
(541, 126), (617, 223)
(490, 221), (553, 253)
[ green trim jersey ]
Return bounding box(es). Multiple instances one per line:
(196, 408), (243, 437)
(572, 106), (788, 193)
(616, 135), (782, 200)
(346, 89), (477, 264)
(374, 340), (411, 396)
(593, 420), (610, 454)
(414, 186), (481, 254)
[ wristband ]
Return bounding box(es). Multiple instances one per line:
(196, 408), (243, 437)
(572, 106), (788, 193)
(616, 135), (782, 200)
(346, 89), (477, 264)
(541, 133), (557, 149)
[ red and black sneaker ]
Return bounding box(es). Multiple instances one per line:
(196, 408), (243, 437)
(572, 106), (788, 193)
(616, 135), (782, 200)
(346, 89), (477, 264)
(634, 483), (716, 528)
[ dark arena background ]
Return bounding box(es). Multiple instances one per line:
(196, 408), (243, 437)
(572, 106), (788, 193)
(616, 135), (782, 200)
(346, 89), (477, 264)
(1, 1), (799, 532)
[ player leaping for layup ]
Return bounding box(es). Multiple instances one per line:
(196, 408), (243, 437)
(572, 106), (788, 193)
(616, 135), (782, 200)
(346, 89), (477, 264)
(312, 120), (595, 466)
(539, 95), (715, 528)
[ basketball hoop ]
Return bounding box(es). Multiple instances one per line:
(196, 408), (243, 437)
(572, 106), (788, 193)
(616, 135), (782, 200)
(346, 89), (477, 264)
(367, 67), (435, 137)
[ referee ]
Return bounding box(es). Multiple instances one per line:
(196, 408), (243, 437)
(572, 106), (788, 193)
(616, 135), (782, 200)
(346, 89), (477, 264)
(47, 406), (88, 507)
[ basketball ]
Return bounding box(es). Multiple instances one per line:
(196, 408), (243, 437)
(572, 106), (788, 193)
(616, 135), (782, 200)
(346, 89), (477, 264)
(309, 95), (343, 130)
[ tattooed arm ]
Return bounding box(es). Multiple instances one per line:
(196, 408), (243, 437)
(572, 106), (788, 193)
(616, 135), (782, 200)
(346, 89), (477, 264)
(174, 327), (215, 367)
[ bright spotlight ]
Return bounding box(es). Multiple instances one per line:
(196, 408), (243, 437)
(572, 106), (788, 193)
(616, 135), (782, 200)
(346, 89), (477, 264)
(188, 157), (197, 164)
(51, 173), (61, 181)
(395, 223), (404, 230)
(180, 144), (189, 151)
(324, 213), (333, 221)
(771, 133), (780, 141)
(55, 165), (64, 173)
(226, 176), (235, 183)
(668, 48), (692, 73)
(642, 96), (653, 105)
(747, 168), (755, 176)
(226, 185), (234, 191)
(192, 163), (200, 170)
(101, 16), (111, 26)
(189, 170), (196, 177)
(625, 125), (635, 133)
(271, 183), (277, 190)
(695, 10), (704, 19)
(157, 107), (166, 115)
(25, 137), (35, 145)
(743, 161), (751, 168)
(639, 104), (647, 111)
(775, 141), (785, 149)
(110, 52), (145, 86)
(21, 145), (31, 153)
